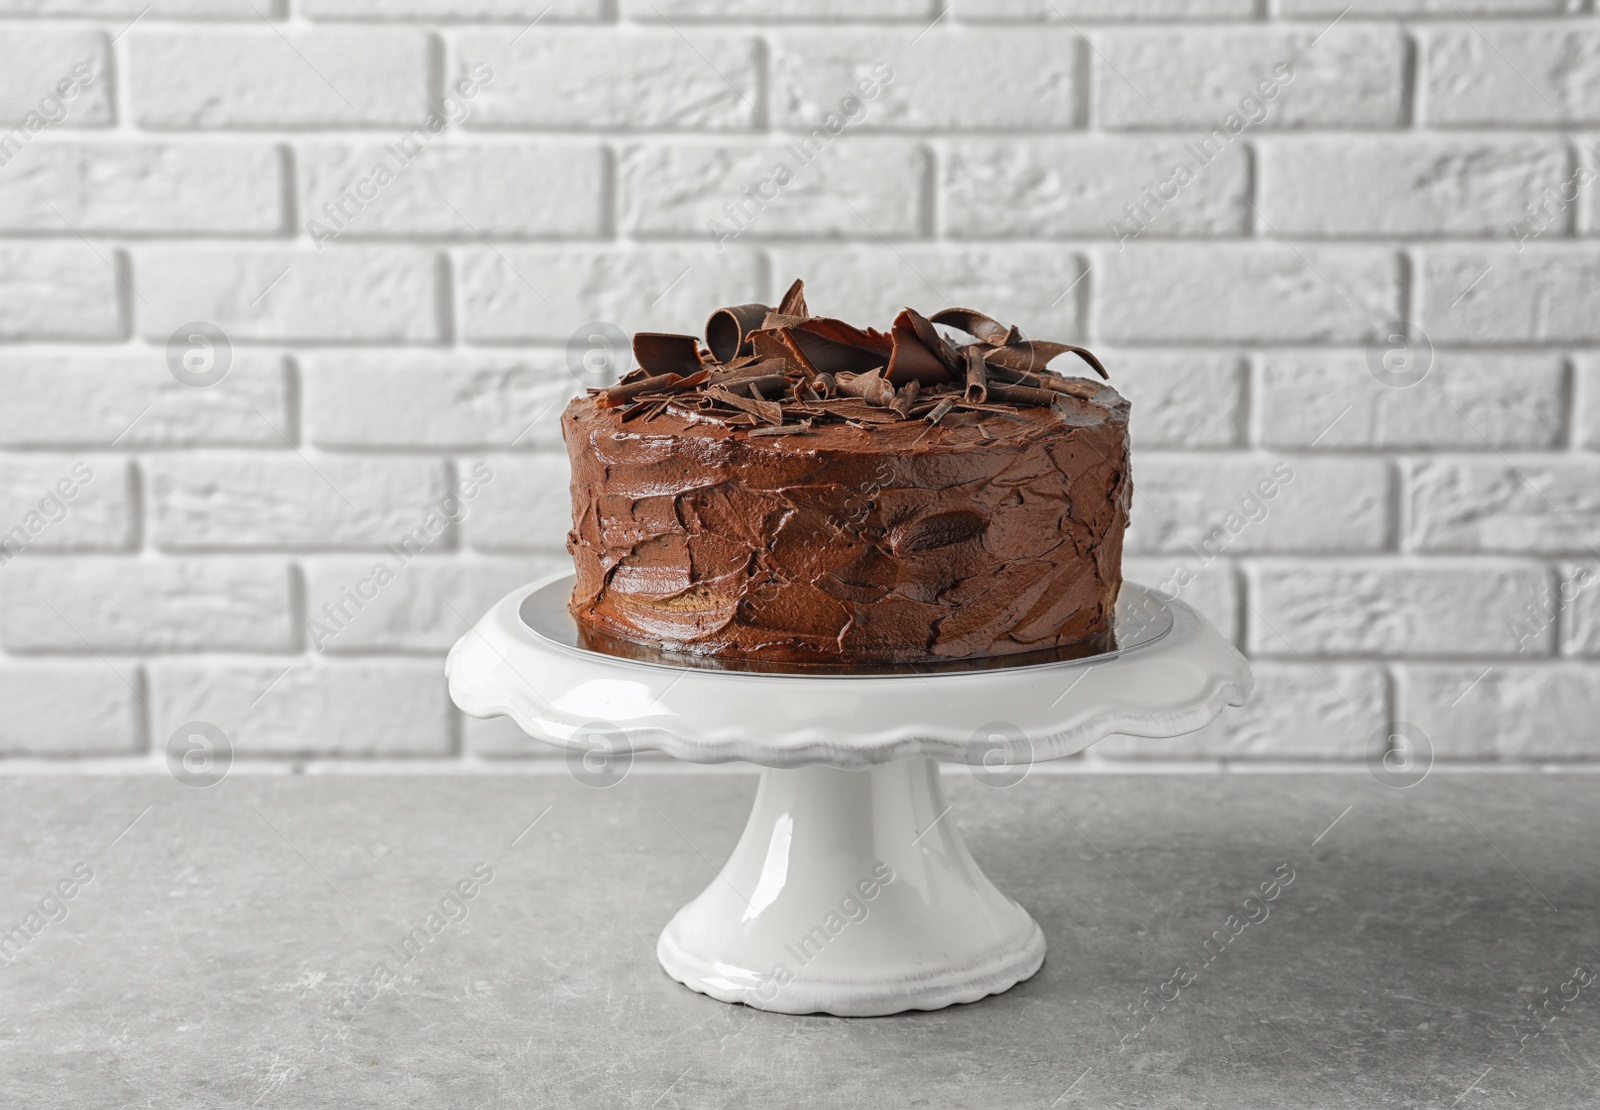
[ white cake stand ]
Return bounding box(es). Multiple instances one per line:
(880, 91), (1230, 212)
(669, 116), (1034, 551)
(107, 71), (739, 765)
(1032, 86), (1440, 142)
(446, 573), (1250, 1017)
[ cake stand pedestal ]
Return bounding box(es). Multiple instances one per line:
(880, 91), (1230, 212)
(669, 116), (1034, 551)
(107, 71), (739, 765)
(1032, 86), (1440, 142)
(446, 574), (1250, 1017)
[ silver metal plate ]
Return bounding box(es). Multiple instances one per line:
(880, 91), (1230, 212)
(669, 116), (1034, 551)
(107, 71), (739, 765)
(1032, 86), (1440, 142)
(518, 574), (1174, 680)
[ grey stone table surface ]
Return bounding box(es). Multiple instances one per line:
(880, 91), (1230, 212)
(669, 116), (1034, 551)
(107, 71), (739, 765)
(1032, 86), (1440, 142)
(0, 771), (1596, 1109)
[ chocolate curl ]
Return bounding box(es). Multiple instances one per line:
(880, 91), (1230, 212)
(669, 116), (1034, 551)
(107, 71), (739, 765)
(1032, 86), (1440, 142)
(983, 341), (1108, 380)
(837, 369), (896, 407)
(963, 345), (988, 404)
(598, 372), (681, 408)
(985, 382), (1058, 407)
(632, 332), (710, 376)
(929, 307), (1013, 346)
(885, 310), (955, 386)
(888, 380), (920, 419)
(783, 317), (892, 376)
(777, 278), (809, 318)
(729, 374), (789, 399)
(705, 303), (773, 363)
(904, 308), (963, 375)
(988, 365), (1100, 399)
(924, 397), (956, 425)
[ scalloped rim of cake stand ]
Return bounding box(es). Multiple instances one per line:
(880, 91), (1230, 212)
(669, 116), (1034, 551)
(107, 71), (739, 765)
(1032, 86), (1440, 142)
(445, 573), (1252, 769)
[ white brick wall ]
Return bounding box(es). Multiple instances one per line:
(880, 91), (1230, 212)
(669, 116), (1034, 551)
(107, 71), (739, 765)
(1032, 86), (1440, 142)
(0, 1), (1596, 770)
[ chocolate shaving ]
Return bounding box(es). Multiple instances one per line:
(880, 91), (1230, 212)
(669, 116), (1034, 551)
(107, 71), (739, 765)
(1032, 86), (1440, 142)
(963, 345), (988, 404)
(632, 333), (708, 377)
(886, 310), (954, 386)
(598, 372), (681, 409)
(930, 308), (1013, 346)
(983, 341), (1108, 380)
(889, 380), (920, 419)
(668, 401), (757, 427)
(705, 303), (773, 363)
(598, 279), (1109, 428)
(748, 421), (813, 437)
(705, 384), (784, 425)
(777, 278), (808, 318)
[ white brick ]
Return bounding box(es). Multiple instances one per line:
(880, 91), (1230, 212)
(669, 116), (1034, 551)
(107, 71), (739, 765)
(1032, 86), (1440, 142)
(1579, 355), (1600, 449)
(1257, 351), (1566, 450)
(630, 0), (929, 15)
(455, 245), (763, 343)
(0, 353), (290, 449)
(0, 29), (110, 125)
(0, 456), (131, 553)
(1094, 26), (1403, 129)
(1248, 560), (1552, 658)
(1398, 664), (1600, 760)
(304, 555), (564, 653)
(1123, 555), (1239, 642)
(148, 454), (451, 551)
(1, 557), (294, 651)
(618, 139), (928, 239)
(1258, 137), (1570, 236)
(0, 142), (283, 234)
(1420, 248), (1600, 344)
(1559, 561), (1600, 656)
(1095, 663), (1385, 760)
(127, 29), (430, 128)
(771, 245), (1085, 343)
(942, 137), (1249, 238)
(460, 453), (573, 552)
(0, 663), (141, 756)
(298, 142), (604, 240)
(1405, 458), (1600, 555)
(0, 244), (122, 340)
(1282, 0), (1575, 12)
(1096, 244), (1398, 344)
(771, 28), (1079, 132)
(1421, 24), (1600, 126)
(1103, 351), (1243, 449)
(305, 0), (597, 17)
(135, 247), (440, 343)
(303, 353), (577, 450)
(1128, 455), (1390, 555)
(448, 29), (759, 131)
(150, 660), (452, 756)
(0, 0), (274, 12)
(956, 0), (1251, 16)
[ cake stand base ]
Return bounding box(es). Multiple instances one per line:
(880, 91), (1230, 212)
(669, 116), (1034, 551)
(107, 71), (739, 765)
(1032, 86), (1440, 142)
(447, 572), (1252, 1018)
(656, 756), (1044, 1017)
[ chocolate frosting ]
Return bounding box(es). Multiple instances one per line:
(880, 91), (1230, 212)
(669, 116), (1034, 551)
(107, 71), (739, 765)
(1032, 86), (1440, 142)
(561, 282), (1132, 667)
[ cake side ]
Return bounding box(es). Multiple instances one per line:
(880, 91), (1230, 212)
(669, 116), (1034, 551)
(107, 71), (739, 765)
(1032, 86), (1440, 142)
(563, 384), (1130, 666)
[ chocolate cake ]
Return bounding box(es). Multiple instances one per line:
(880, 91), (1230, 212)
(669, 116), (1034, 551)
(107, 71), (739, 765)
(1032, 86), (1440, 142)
(561, 280), (1131, 667)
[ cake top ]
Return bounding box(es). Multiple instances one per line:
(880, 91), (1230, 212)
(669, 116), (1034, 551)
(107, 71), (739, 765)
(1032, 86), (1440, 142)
(585, 279), (1113, 440)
